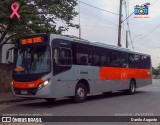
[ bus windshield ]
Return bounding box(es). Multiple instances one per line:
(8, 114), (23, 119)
(14, 45), (51, 74)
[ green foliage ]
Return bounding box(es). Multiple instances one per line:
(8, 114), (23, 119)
(152, 67), (160, 78)
(0, 0), (78, 46)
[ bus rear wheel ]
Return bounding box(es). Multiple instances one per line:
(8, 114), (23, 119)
(128, 80), (136, 95)
(73, 83), (87, 103)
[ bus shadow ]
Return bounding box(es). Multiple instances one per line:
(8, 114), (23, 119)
(18, 90), (148, 108)
(18, 98), (72, 108)
(86, 90), (148, 102)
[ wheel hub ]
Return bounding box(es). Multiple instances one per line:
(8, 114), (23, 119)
(131, 84), (135, 93)
(77, 87), (85, 98)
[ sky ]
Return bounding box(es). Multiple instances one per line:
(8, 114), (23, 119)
(63, 0), (160, 67)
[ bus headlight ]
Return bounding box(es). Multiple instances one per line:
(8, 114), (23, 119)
(38, 79), (50, 89)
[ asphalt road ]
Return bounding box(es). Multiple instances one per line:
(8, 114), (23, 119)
(0, 79), (160, 125)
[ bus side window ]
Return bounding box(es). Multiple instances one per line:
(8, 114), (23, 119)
(80, 56), (87, 65)
(146, 56), (151, 69)
(95, 55), (100, 66)
(53, 48), (60, 65)
(100, 50), (106, 66)
(128, 53), (137, 68)
(105, 49), (112, 67)
(92, 47), (101, 66)
(60, 50), (65, 64)
(77, 53), (88, 65)
(141, 55), (150, 69)
(76, 43), (91, 66)
(60, 48), (72, 65)
(110, 50), (119, 67)
(118, 52), (129, 68)
(88, 55), (92, 65)
(105, 57), (110, 66)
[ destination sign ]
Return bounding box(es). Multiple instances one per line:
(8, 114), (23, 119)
(21, 36), (43, 45)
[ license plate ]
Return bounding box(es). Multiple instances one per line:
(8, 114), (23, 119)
(21, 90), (27, 95)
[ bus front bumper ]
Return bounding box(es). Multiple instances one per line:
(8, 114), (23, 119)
(12, 85), (53, 99)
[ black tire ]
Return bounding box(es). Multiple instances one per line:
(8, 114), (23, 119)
(73, 83), (87, 103)
(45, 98), (56, 103)
(128, 80), (136, 95)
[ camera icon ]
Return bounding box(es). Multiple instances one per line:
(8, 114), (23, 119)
(134, 5), (148, 15)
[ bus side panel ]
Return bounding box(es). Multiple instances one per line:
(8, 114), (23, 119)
(51, 71), (75, 98)
(73, 65), (95, 94)
(100, 67), (152, 91)
(135, 78), (152, 88)
(92, 67), (105, 93)
(105, 80), (112, 92)
(118, 79), (130, 91)
(100, 67), (129, 92)
(105, 79), (130, 92)
(52, 65), (95, 98)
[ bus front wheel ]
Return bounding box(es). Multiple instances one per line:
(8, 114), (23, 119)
(73, 83), (87, 103)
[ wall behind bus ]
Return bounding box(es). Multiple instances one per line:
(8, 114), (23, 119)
(0, 64), (13, 93)
(1, 44), (14, 64)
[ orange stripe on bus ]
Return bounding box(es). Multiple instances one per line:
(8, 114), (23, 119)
(100, 67), (151, 80)
(12, 79), (43, 89)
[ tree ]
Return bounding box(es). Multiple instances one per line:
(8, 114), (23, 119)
(0, 0), (78, 46)
(152, 67), (160, 79)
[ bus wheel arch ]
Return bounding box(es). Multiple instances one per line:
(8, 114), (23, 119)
(73, 79), (90, 103)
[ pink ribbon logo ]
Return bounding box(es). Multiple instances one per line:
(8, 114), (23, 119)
(10, 2), (20, 20)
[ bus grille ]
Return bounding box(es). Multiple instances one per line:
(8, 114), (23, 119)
(14, 88), (37, 95)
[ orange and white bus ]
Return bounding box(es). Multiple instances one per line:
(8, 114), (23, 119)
(8, 34), (152, 103)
